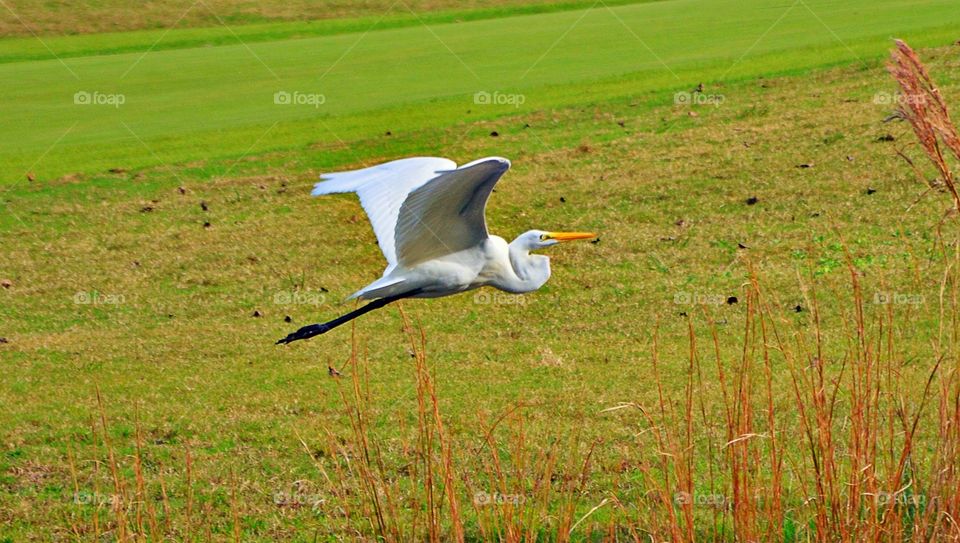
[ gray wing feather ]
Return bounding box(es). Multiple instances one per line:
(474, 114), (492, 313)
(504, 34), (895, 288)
(394, 157), (511, 266)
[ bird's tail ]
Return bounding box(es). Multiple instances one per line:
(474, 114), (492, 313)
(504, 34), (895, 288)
(347, 276), (409, 301)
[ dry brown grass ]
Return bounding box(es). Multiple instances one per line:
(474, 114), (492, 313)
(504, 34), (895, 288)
(0, 0), (563, 36)
(888, 39), (960, 214)
(63, 250), (960, 540)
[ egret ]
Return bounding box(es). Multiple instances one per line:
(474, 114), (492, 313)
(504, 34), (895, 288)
(276, 156), (595, 345)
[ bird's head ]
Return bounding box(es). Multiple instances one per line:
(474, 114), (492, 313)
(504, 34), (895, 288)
(516, 229), (597, 251)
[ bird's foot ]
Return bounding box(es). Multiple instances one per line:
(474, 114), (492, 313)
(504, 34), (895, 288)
(276, 323), (331, 345)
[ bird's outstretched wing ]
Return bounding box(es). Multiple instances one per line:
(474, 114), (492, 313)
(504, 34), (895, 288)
(395, 157), (511, 267)
(312, 157), (456, 272)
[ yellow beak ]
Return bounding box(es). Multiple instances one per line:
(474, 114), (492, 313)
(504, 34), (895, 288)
(548, 231), (597, 242)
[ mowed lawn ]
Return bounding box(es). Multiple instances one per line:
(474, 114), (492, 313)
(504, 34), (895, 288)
(3, 0), (960, 540)
(2, 0), (960, 183)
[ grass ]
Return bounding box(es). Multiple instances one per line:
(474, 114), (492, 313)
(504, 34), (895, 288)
(2, 0), (960, 183)
(3, 0), (960, 540)
(0, 0), (655, 61)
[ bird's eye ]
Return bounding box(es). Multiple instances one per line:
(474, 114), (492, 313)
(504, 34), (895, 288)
(539, 234), (548, 241)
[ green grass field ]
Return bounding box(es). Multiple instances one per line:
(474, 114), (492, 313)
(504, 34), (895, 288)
(3, 0), (960, 540)
(3, 0), (960, 185)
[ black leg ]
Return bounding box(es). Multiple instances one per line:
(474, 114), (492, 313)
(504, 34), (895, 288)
(275, 289), (422, 345)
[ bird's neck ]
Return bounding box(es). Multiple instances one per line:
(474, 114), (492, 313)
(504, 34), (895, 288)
(502, 241), (551, 293)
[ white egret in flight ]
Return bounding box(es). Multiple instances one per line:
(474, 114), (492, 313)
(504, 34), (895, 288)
(277, 157), (595, 344)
